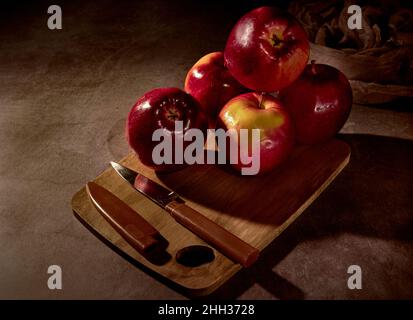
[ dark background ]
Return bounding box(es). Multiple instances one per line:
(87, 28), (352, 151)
(0, 0), (412, 299)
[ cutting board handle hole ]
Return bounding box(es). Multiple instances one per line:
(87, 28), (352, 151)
(176, 245), (215, 267)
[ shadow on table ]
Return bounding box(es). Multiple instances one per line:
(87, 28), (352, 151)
(203, 133), (413, 299)
(103, 130), (413, 299)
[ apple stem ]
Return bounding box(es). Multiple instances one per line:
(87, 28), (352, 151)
(311, 60), (316, 74)
(259, 92), (265, 109)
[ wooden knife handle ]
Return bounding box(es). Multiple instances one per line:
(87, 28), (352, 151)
(86, 182), (160, 254)
(165, 200), (259, 267)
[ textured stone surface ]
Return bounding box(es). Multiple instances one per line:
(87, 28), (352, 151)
(0, 0), (412, 299)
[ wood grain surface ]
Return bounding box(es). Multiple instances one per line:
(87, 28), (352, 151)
(71, 139), (350, 296)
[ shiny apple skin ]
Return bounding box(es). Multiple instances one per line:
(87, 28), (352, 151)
(184, 52), (248, 121)
(217, 92), (295, 174)
(224, 6), (309, 92)
(280, 63), (353, 145)
(126, 87), (208, 172)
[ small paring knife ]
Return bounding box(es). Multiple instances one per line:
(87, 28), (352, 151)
(86, 182), (161, 254)
(110, 162), (260, 267)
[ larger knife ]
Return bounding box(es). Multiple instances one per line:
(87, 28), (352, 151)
(86, 182), (161, 254)
(110, 162), (259, 267)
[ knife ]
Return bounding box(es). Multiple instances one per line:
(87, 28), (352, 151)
(110, 162), (260, 267)
(86, 182), (161, 254)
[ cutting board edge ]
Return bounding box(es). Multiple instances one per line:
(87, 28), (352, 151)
(259, 147), (350, 250)
(71, 187), (242, 296)
(70, 140), (351, 296)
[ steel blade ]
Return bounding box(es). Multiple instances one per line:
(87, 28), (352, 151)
(110, 161), (180, 208)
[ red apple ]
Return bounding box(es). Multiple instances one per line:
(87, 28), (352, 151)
(280, 62), (353, 145)
(224, 6), (309, 92)
(126, 87), (208, 171)
(184, 52), (248, 122)
(217, 92), (295, 174)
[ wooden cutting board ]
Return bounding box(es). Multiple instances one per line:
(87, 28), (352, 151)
(71, 139), (350, 296)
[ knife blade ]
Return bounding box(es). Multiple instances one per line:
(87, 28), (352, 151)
(86, 182), (160, 254)
(110, 162), (259, 267)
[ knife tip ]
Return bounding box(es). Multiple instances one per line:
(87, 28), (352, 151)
(110, 161), (122, 171)
(86, 181), (95, 189)
(85, 181), (92, 195)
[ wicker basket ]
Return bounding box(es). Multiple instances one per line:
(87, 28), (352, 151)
(309, 43), (413, 104)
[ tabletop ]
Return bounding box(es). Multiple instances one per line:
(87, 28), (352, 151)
(1, 0), (412, 299)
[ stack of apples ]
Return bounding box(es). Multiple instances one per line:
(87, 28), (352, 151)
(127, 7), (352, 175)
